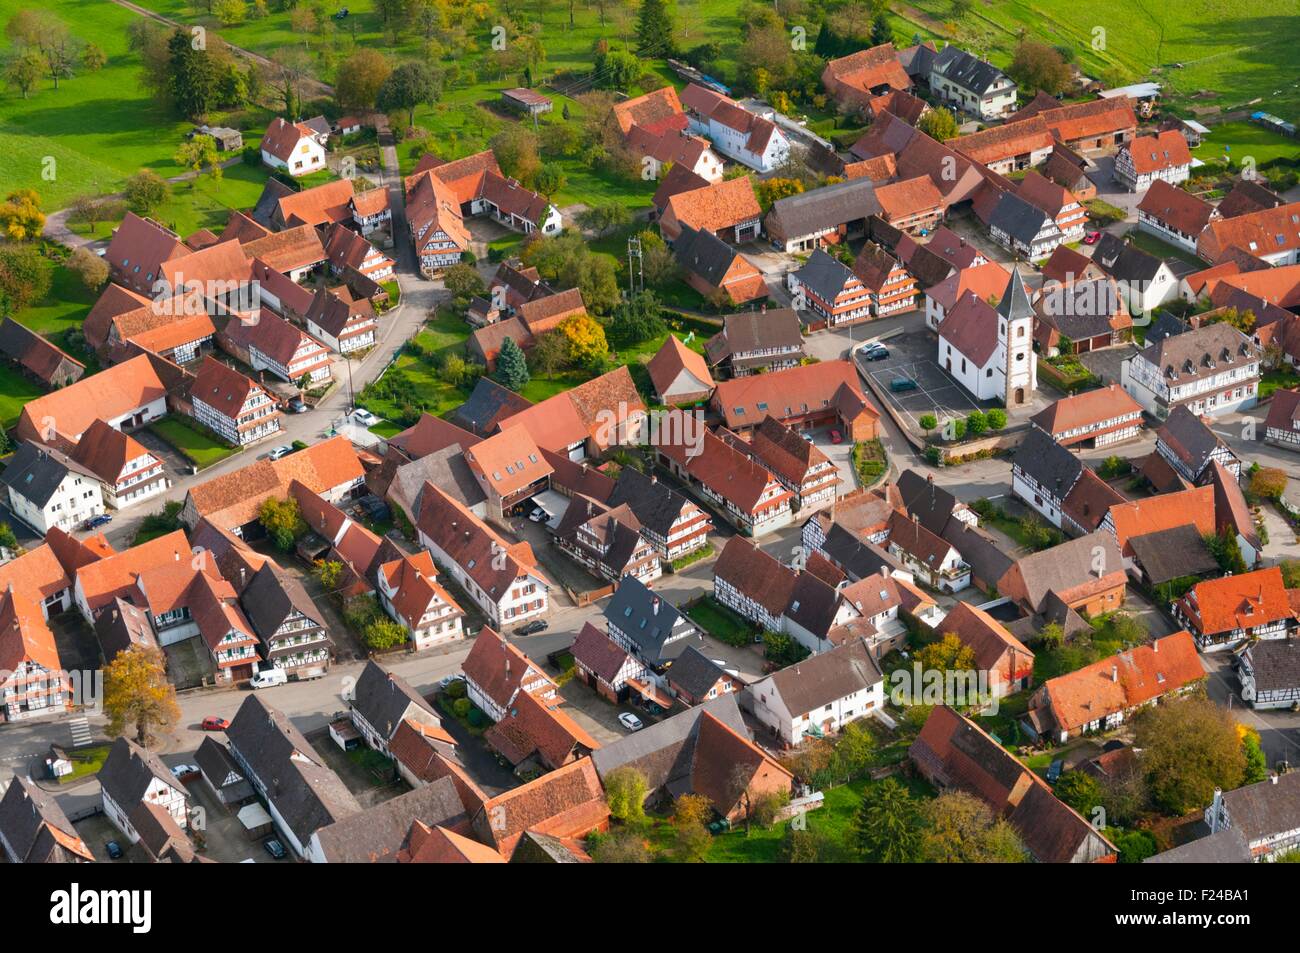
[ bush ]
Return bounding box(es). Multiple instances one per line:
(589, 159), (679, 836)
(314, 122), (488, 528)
(444, 678), (467, 699)
(918, 413), (937, 432)
(452, 698), (471, 719)
(966, 410), (987, 437)
(925, 445), (943, 466)
(985, 408), (1006, 430)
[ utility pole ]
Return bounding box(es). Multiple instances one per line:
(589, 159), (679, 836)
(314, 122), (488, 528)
(626, 235), (643, 296)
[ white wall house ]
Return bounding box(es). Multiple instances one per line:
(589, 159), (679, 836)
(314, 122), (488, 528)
(1, 449), (106, 537)
(261, 118), (328, 176)
(747, 654), (884, 745)
(192, 389), (281, 447)
(416, 520), (549, 629)
(929, 49), (1018, 120)
(1121, 344), (1260, 418)
(937, 276), (1036, 407)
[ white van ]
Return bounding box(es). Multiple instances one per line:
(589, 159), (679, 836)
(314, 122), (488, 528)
(249, 667), (287, 690)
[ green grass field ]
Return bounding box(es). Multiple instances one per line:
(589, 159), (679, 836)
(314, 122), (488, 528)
(14, 256), (96, 337)
(1192, 121), (1300, 166)
(149, 417), (240, 468)
(0, 363), (46, 428)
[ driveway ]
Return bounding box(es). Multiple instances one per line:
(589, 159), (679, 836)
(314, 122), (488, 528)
(1076, 343), (1140, 387)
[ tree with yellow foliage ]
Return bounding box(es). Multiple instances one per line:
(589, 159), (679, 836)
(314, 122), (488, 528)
(103, 645), (181, 746)
(558, 312), (609, 368)
(0, 188), (45, 241)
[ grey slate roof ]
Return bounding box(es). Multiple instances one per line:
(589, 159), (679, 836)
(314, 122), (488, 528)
(941, 521), (1014, 587)
(764, 637), (882, 715)
(0, 442), (99, 508)
(667, 646), (728, 698)
(820, 523), (904, 581)
(1244, 639), (1300, 694)
(989, 192), (1056, 245)
(310, 776), (465, 863)
(896, 468), (963, 536)
(767, 178), (881, 240)
(393, 446), (486, 519)
(792, 248), (858, 303)
(1127, 523), (1219, 584)
(351, 659), (438, 742)
(226, 694), (362, 848)
(704, 309), (804, 366)
(1157, 405), (1229, 477)
(448, 376), (533, 436)
(194, 736), (246, 790)
(240, 562), (323, 640)
(1144, 826), (1251, 863)
(1092, 233), (1167, 282)
(608, 466), (694, 538)
(98, 737), (182, 809)
(932, 45), (1009, 96)
(673, 224), (743, 286)
(94, 597), (158, 663)
(1220, 771), (1300, 846)
(0, 775), (86, 863)
(589, 694), (748, 787)
(1012, 427), (1082, 497)
(252, 177), (295, 227)
(602, 575), (698, 665)
(1144, 312), (1189, 347)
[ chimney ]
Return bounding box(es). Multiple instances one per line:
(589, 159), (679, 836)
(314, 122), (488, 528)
(879, 566), (889, 579)
(651, 597), (660, 615)
(1209, 788), (1224, 831)
(1111, 665), (1118, 682)
(1152, 638), (1158, 654)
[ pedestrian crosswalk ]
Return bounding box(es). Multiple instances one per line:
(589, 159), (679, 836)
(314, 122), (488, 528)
(68, 717), (91, 747)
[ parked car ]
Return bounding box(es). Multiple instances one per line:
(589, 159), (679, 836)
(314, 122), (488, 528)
(351, 408), (379, 427)
(1083, 231), (1102, 245)
(268, 445), (293, 461)
(861, 342), (890, 361)
(201, 716), (230, 731)
(618, 712), (644, 732)
(288, 397), (308, 414)
(829, 429), (843, 444)
(82, 514), (112, 530)
(517, 619), (548, 636)
(170, 763), (200, 783)
(333, 7), (349, 18)
(263, 838), (287, 860)
(105, 840), (123, 860)
(1046, 759), (1064, 785)
(527, 506), (548, 523)
(890, 377), (918, 392)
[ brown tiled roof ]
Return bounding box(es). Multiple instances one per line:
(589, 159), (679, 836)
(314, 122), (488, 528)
(665, 176), (762, 234)
(1106, 486), (1217, 556)
(240, 224), (326, 274)
(1123, 130), (1191, 174)
(612, 86), (686, 136)
(416, 486), (551, 597)
(647, 334), (714, 399)
(472, 756), (609, 855)
(484, 689), (600, 769)
(875, 175), (943, 220)
(1035, 631), (1202, 732)
(0, 584), (61, 675)
(822, 43), (912, 99)
(710, 359), (878, 430)
(1138, 179), (1217, 236)
(1061, 468), (1127, 533)
(713, 536), (797, 618)
(69, 418), (152, 484)
(1039, 97), (1136, 143)
(953, 117), (1053, 165)
(661, 425), (790, 514)
(104, 213), (185, 286)
(1031, 384), (1142, 435)
(517, 287), (586, 335)
(1199, 201), (1300, 263)
(463, 424), (551, 498)
(261, 116), (316, 162)
(16, 354), (165, 448)
(937, 291), (1000, 366)
(938, 601), (1034, 684)
(399, 822), (504, 863)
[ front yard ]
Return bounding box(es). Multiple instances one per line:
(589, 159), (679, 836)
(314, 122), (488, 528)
(149, 418), (240, 469)
(684, 596), (758, 648)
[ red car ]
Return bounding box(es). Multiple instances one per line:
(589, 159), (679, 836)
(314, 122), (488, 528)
(829, 429), (843, 444)
(201, 716), (230, 731)
(1083, 231), (1102, 245)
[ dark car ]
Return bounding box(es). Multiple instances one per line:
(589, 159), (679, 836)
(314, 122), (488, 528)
(861, 343), (890, 361)
(201, 715), (230, 731)
(288, 397), (308, 414)
(263, 838), (287, 860)
(105, 840), (123, 860)
(517, 620), (548, 636)
(333, 7), (349, 18)
(889, 377), (918, 392)
(1046, 759), (1064, 785)
(83, 513), (112, 530)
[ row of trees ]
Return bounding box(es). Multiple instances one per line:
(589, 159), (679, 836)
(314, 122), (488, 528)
(3, 10), (104, 98)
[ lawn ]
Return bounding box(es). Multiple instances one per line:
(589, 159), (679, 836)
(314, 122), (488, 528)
(149, 418), (240, 469)
(357, 311), (475, 421)
(1192, 121), (1300, 167)
(685, 596), (757, 648)
(0, 363), (47, 428)
(1122, 227), (1207, 268)
(13, 256), (97, 338)
(58, 744), (111, 784)
(1261, 367), (1300, 400)
(0, 0), (267, 209)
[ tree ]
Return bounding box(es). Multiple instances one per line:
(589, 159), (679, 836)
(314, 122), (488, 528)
(123, 169), (170, 215)
(920, 791), (1027, 862)
(174, 135), (221, 184)
(378, 60), (441, 129)
(531, 328), (570, 379)
(918, 106), (960, 142)
(11, 12), (79, 91)
(66, 246), (109, 292)
(1055, 770), (1103, 818)
(576, 202), (630, 237)
(266, 46), (311, 119)
(1134, 694), (1245, 815)
(1204, 306), (1254, 333)
(166, 28), (218, 118)
(603, 766), (649, 824)
(755, 177), (804, 211)
(671, 793), (712, 862)
(986, 408), (1007, 430)
(1281, 559), (1300, 589)
(592, 829), (650, 862)
(488, 125), (541, 186)
(315, 559), (345, 591)
(0, 242), (52, 311)
(635, 0), (674, 56)
(1249, 466), (1287, 501)
(258, 496), (306, 551)
(533, 165), (566, 197)
(918, 413), (937, 433)
(363, 618), (408, 650)
(608, 291), (665, 348)
(493, 336), (530, 391)
(1007, 38), (1072, 96)
(443, 263), (486, 305)
(213, 0), (248, 26)
(1039, 621), (1065, 648)
(966, 409), (987, 436)
(854, 777), (922, 862)
(869, 10), (893, 47)
(4, 49), (44, 97)
(335, 48), (392, 113)
(1240, 724), (1268, 785)
(915, 632), (976, 675)
(0, 188), (45, 240)
(638, 230), (677, 288)
(103, 645), (181, 745)
(558, 312), (608, 368)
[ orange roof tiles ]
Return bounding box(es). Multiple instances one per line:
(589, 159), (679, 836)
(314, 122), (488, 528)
(74, 529), (192, 615)
(463, 424), (552, 499)
(1178, 567), (1295, 637)
(1105, 485), (1216, 555)
(0, 584), (61, 675)
(17, 354), (166, 449)
(1123, 130), (1192, 175)
(664, 176), (762, 235)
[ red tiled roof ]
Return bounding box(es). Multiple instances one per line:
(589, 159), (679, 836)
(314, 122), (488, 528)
(17, 354), (166, 448)
(1177, 567), (1294, 636)
(1123, 130), (1192, 174)
(1106, 485), (1216, 556)
(1137, 179), (1217, 236)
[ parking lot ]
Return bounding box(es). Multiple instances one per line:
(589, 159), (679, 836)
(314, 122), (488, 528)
(860, 334), (984, 430)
